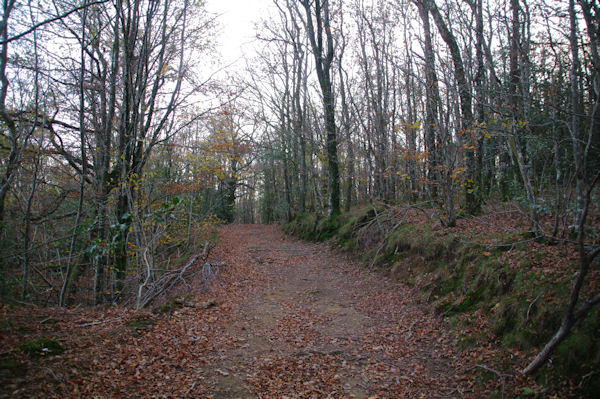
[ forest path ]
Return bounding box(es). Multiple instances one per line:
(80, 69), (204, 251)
(1, 224), (495, 398)
(202, 224), (472, 398)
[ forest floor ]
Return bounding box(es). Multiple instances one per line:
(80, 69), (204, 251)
(1, 224), (547, 398)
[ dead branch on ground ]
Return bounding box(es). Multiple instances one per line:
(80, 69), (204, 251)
(139, 241), (219, 309)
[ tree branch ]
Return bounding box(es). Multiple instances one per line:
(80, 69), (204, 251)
(0, 0), (110, 45)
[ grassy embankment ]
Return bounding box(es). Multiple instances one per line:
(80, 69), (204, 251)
(283, 203), (599, 397)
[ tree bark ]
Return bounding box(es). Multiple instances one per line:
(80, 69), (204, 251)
(419, 0), (478, 214)
(507, 0), (541, 236)
(299, 0), (340, 219)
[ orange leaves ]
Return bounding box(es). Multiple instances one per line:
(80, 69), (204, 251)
(0, 223), (584, 398)
(160, 181), (203, 195)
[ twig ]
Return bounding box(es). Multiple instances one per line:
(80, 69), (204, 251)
(369, 241), (387, 270)
(356, 382), (369, 390)
(32, 265), (56, 289)
(0, 348), (17, 356)
(580, 370), (598, 388)
(370, 200), (386, 236)
(75, 315), (125, 328)
(468, 364), (512, 399)
(184, 381), (197, 398)
(525, 293), (542, 325)
(0, 0), (110, 45)
(140, 241), (212, 308)
(39, 316), (56, 324)
(44, 367), (65, 386)
(7, 298), (37, 306)
(397, 375), (414, 384)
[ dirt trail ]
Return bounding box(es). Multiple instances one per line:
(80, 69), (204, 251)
(1, 224), (493, 398)
(203, 224), (473, 398)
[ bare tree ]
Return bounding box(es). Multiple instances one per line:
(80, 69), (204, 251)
(0, 0), (32, 247)
(298, 0), (340, 219)
(523, 0), (600, 374)
(417, 0), (479, 215)
(416, 2), (458, 225)
(506, 0), (541, 236)
(337, 17), (354, 211)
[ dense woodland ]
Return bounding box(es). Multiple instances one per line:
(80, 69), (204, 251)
(0, 0), (599, 385)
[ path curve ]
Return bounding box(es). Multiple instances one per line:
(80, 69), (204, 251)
(202, 224), (478, 398)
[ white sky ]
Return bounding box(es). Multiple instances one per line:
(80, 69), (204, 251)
(205, 0), (277, 68)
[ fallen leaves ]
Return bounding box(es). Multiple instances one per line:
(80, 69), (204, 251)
(0, 224), (578, 398)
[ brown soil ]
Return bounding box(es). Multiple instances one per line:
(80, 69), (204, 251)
(1, 224), (515, 398)
(203, 224), (482, 398)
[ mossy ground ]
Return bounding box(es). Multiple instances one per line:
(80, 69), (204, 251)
(125, 315), (155, 330)
(19, 338), (63, 356)
(0, 357), (25, 377)
(282, 204), (600, 397)
(151, 292), (192, 315)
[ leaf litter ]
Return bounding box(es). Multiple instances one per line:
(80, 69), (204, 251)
(0, 224), (564, 398)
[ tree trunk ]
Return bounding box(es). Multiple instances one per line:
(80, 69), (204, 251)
(418, 2), (440, 200)
(420, 0), (478, 214)
(524, 0), (600, 373)
(472, 0), (485, 211)
(299, 0), (340, 219)
(508, 0), (541, 236)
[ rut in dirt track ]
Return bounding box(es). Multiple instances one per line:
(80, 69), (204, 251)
(204, 224), (477, 398)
